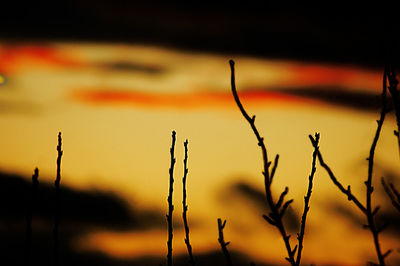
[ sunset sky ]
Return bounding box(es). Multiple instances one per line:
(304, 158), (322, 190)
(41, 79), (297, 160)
(1, 4), (400, 266)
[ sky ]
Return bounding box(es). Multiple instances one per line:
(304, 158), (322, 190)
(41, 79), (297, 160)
(1, 4), (400, 266)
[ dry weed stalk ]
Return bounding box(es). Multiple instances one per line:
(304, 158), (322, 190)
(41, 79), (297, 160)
(217, 218), (232, 266)
(167, 131), (176, 266)
(309, 66), (391, 265)
(182, 140), (195, 266)
(229, 59), (319, 265)
(54, 132), (63, 266)
(24, 167), (39, 265)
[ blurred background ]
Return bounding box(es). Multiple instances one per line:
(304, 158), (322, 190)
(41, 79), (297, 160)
(1, 3), (400, 265)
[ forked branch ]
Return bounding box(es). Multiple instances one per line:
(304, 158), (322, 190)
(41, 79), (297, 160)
(295, 133), (320, 265)
(310, 65), (390, 265)
(230, 59), (296, 265)
(217, 218), (232, 266)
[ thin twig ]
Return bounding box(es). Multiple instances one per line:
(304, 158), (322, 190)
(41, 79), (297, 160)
(310, 66), (390, 265)
(313, 148), (366, 213)
(381, 177), (400, 212)
(167, 131), (176, 266)
(387, 64), (400, 156)
(54, 132), (63, 266)
(24, 168), (39, 266)
(217, 218), (232, 266)
(295, 133), (320, 266)
(230, 59), (296, 265)
(365, 64), (388, 266)
(182, 140), (195, 266)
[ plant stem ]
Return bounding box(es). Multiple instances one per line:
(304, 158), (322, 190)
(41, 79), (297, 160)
(167, 131), (176, 266)
(54, 132), (63, 266)
(217, 218), (232, 266)
(229, 59), (296, 265)
(295, 133), (319, 266)
(182, 140), (195, 266)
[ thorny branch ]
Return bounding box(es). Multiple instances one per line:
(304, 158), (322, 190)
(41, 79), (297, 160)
(295, 133), (320, 266)
(167, 131), (176, 266)
(310, 65), (391, 265)
(230, 59), (296, 265)
(182, 140), (195, 266)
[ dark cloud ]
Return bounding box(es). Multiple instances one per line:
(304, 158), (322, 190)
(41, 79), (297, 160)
(222, 180), (300, 232)
(99, 61), (166, 75)
(0, 170), (166, 265)
(0, 171), (163, 230)
(272, 87), (388, 112)
(1, 3), (398, 68)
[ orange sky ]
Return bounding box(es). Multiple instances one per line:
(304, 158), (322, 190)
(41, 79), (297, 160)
(0, 41), (399, 265)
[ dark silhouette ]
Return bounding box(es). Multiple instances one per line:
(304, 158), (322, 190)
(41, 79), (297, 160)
(182, 140), (195, 266)
(54, 132), (63, 266)
(309, 65), (392, 265)
(296, 133), (319, 265)
(24, 168), (39, 265)
(167, 131), (176, 266)
(229, 59), (319, 265)
(217, 218), (232, 266)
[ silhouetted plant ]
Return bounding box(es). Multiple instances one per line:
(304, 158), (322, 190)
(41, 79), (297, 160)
(229, 59), (319, 265)
(309, 66), (391, 265)
(296, 133), (319, 265)
(381, 177), (400, 213)
(386, 64), (400, 155)
(382, 62), (400, 215)
(217, 218), (232, 266)
(167, 131), (176, 266)
(182, 140), (195, 266)
(24, 167), (39, 265)
(54, 132), (63, 266)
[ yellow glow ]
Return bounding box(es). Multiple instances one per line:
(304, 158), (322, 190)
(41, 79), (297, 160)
(0, 41), (399, 264)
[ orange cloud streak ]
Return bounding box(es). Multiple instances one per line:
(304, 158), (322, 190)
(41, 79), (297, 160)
(0, 45), (83, 75)
(72, 89), (319, 110)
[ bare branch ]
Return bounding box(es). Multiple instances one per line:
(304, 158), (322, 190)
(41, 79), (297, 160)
(54, 132), (63, 266)
(167, 131), (176, 266)
(217, 218), (232, 266)
(182, 140), (195, 266)
(230, 59), (295, 265)
(270, 154), (280, 184)
(296, 133), (320, 266)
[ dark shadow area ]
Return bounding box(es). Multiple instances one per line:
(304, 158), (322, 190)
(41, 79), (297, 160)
(220, 180), (300, 232)
(1, 3), (399, 68)
(0, 171), (164, 230)
(272, 87), (390, 113)
(0, 170), (165, 265)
